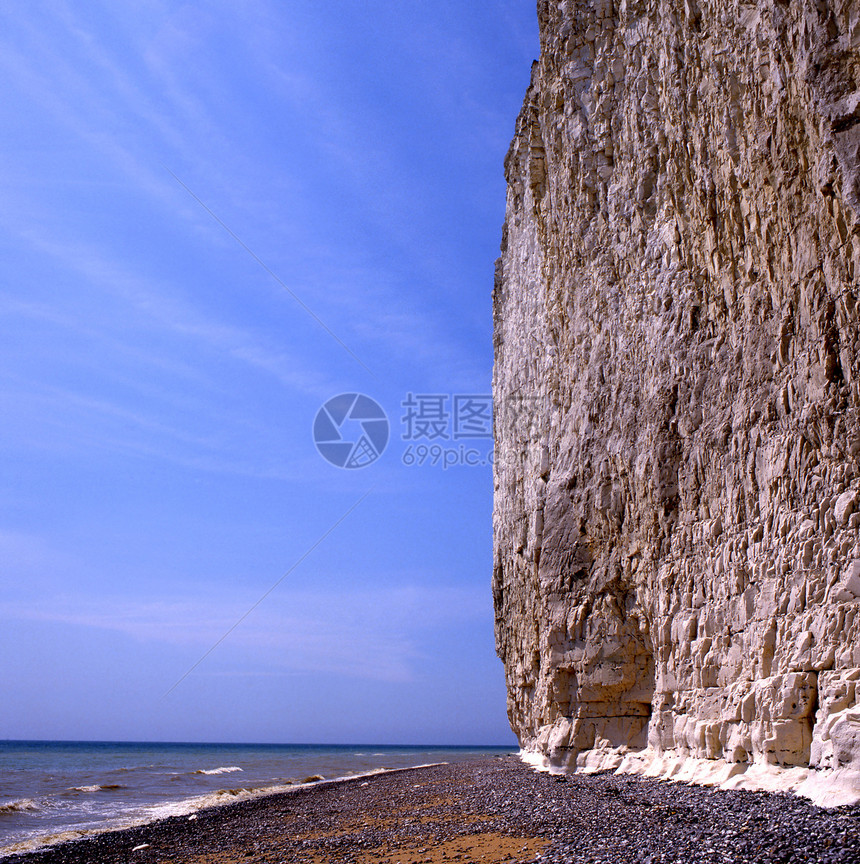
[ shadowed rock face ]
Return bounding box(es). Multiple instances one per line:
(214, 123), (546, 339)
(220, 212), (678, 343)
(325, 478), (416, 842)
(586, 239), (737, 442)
(493, 0), (860, 801)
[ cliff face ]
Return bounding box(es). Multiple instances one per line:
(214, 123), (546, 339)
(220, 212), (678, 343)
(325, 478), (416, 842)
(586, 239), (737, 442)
(493, 0), (860, 804)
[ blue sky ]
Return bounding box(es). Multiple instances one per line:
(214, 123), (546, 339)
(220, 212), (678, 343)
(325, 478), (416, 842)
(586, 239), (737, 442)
(0, 1), (537, 745)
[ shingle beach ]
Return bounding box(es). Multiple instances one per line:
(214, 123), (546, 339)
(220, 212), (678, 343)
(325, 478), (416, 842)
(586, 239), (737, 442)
(6, 756), (860, 864)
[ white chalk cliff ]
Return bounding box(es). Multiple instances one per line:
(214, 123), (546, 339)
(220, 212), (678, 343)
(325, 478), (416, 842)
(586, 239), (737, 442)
(493, 0), (860, 805)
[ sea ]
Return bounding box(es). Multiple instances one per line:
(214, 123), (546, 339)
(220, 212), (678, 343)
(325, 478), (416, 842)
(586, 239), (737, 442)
(0, 741), (515, 858)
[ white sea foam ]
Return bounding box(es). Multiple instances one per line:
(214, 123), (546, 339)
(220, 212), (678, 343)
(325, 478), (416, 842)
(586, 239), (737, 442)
(145, 763), (448, 821)
(0, 799), (40, 815)
(196, 766), (243, 776)
(0, 828), (95, 857)
(143, 783), (295, 821)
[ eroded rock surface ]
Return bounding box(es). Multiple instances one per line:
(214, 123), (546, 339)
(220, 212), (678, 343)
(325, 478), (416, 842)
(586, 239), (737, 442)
(493, 0), (860, 804)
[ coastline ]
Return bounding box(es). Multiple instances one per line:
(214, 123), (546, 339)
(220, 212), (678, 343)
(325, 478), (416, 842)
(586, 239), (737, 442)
(0, 742), (512, 858)
(4, 755), (859, 863)
(0, 762), (451, 860)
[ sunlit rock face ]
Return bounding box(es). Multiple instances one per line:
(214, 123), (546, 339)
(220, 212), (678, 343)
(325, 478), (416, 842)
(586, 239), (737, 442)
(493, 0), (860, 804)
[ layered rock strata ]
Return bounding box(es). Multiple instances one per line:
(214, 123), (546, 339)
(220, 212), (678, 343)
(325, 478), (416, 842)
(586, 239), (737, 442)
(493, 0), (860, 805)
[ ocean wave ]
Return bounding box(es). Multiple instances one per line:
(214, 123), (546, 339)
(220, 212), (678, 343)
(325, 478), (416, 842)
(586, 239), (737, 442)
(195, 766), (244, 776)
(68, 784), (124, 794)
(143, 784), (287, 820)
(0, 827), (94, 857)
(0, 798), (40, 816)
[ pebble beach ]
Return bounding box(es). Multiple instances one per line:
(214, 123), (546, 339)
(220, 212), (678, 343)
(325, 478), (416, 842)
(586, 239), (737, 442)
(5, 756), (860, 864)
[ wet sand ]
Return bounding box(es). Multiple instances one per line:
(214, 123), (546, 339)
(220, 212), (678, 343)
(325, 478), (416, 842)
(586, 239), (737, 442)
(5, 755), (859, 863)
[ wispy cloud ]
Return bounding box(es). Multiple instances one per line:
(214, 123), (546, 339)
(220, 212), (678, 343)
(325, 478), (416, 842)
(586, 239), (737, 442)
(4, 226), (332, 393)
(0, 1), (493, 392)
(0, 529), (74, 577)
(0, 583), (487, 684)
(0, 374), (318, 480)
